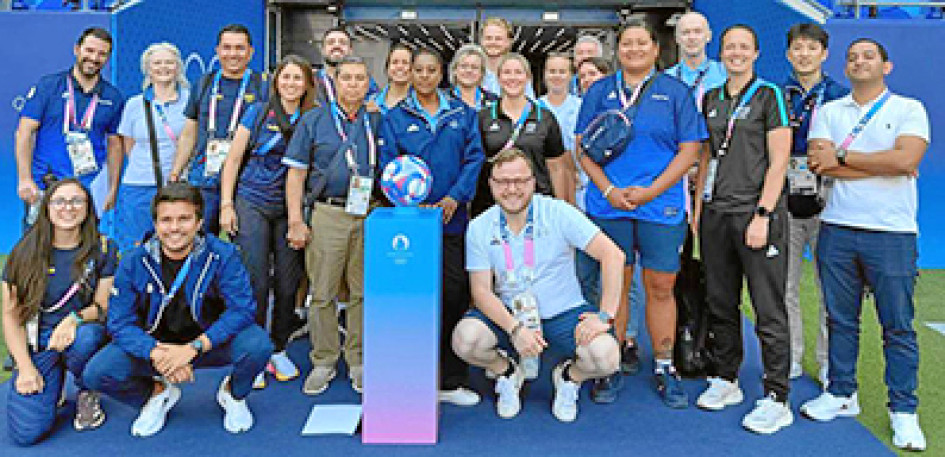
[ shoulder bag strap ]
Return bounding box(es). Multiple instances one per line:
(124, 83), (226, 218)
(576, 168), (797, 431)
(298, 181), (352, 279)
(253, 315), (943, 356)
(143, 98), (164, 188)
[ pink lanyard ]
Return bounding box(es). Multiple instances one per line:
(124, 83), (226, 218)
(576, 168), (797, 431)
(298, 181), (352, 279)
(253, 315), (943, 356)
(499, 205), (535, 283)
(62, 76), (99, 134)
(152, 101), (178, 143)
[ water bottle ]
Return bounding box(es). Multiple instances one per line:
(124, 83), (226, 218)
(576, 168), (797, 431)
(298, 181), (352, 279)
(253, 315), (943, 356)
(512, 293), (541, 380)
(25, 190), (44, 227)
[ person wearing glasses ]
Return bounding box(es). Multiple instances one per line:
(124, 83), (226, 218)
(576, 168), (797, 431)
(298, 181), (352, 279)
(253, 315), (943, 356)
(449, 43), (499, 110)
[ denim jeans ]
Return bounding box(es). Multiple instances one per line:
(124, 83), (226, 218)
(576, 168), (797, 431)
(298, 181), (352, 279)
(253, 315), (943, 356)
(233, 196), (304, 352)
(817, 223), (919, 413)
(7, 323), (106, 446)
(83, 325), (273, 406)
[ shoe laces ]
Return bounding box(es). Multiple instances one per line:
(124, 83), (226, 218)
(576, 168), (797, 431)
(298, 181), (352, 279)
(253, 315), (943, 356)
(495, 375), (518, 399)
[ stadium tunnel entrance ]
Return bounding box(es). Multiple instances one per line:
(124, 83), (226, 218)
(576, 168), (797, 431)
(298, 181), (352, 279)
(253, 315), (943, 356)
(266, 1), (690, 93)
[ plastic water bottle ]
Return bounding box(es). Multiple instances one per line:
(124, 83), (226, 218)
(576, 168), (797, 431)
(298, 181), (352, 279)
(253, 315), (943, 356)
(25, 190), (44, 227)
(512, 293), (541, 380)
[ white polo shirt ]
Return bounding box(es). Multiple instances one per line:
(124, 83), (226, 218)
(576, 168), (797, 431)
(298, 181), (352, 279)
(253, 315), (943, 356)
(808, 90), (930, 233)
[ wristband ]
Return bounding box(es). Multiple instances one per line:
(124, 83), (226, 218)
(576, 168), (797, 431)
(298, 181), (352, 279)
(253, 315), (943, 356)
(69, 311), (84, 326)
(603, 185), (615, 198)
(190, 338), (204, 355)
(92, 302), (105, 321)
(509, 321), (524, 338)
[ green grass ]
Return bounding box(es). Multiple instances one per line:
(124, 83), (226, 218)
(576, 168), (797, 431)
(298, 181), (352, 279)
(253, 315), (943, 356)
(0, 256), (941, 453)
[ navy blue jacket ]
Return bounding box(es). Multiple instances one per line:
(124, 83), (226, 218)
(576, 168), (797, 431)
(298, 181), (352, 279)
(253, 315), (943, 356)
(782, 73), (849, 156)
(107, 234), (256, 359)
(378, 90), (485, 235)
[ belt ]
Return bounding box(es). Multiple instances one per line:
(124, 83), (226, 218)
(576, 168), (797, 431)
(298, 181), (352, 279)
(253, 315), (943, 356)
(317, 197), (347, 207)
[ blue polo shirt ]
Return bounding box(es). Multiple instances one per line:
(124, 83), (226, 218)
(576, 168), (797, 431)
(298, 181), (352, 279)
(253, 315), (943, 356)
(19, 69), (124, 189)
(378, 89), (485, 235)
(183, 70), (267, 189)
(575, 72), (708, 225)
(665, 58), (727, 108)
(236, 102), (304, 205)
(284, 104), (381, 200)
(782, 73), (849, 157)
(118, 87), (190, 186)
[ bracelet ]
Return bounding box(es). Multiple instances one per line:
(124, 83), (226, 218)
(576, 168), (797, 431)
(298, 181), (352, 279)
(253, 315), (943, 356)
(509, 321), (524, 338)
(603, 184), (615, 198)
(69, 311), (84, 326)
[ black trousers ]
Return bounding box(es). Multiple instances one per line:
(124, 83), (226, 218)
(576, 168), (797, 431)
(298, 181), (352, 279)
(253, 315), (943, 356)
(441, 233), (471, 389)
(699, 206), (791, 401)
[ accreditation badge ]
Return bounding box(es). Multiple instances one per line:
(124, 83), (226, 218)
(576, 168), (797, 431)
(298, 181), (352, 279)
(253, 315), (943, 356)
(702, 157), (719, 202)
(204, 138), (232, 177)
(65, 131), (98, 177)
(345, 175), (373, 216)
(787, 157), (817, 196)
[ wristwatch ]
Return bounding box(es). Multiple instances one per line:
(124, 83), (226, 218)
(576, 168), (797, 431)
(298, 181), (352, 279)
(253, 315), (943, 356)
(597, 310), (614, 326)
(190, 338), (204, 355)
(755, 206), (772, 218)
(836, 148), (848, 166)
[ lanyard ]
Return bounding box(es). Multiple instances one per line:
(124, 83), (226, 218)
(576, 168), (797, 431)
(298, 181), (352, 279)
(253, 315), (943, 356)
(791, 84), (826, 127)
(615, 69), (653, 111)
(145, 87), (178, 143)
(42, 260), (95, 313)
(674, 64), (709, 111)
(208, 69), (252, 137)
(498, 204), (535, 284)
(494, 101), (533, 151)
(718, 79), (763, 157)
(330, 104), (376, 176)
(319, 69), (337, 105)
(454, 86), (482, 109)
(839, 91), (891, 151)
(62, 76), (99, 134)
(255, 109), (301, 156)
(161, 255), (194, 308)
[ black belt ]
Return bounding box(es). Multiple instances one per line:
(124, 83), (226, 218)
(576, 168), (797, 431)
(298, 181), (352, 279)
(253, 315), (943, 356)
(317, 197), (347, 207)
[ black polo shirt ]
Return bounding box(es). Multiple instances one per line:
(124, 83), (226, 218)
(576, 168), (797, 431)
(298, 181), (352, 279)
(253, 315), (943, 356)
(473, 102), (565, 217)
(702, 77), (790, 214)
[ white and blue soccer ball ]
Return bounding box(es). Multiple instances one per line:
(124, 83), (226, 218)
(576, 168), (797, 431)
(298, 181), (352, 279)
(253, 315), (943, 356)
(380, 155), (432, 206)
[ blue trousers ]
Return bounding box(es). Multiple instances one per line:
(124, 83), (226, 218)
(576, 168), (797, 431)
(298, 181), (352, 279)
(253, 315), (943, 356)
(818, 223), (919, 413)
(7, 323), (106, 446)
(83, 325), (272, 408)
(201, 187), (221, 236)
(232, 196), (304, 352)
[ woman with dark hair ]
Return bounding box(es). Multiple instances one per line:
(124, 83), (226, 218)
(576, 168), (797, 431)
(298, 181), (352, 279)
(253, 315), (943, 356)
(378, 47), (485, 406)
(575, 21), (707, 407)
(2, 179), (119, 445)
(577, 57), (612, 95)
(693, 24), (793, 434)
(373, 43), (413, 113)
(218, 54), (316, 388)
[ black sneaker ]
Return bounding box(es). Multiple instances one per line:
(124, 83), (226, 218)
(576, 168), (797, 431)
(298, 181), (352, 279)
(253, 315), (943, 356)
(621, 344), (640, 375)
(590, 373), (622, 404)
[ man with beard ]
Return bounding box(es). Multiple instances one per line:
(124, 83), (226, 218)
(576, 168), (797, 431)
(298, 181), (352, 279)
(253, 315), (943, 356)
(313, 27), (378, 107)
(665, 12), (726, 111)
(168, 24), (267, 236)
(452, 148), (622, 422)
(15, 27), (124, 220)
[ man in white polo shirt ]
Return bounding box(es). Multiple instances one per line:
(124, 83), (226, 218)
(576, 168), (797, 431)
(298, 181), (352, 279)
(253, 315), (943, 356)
(802, 38), (929, 452)
(452, 148), (623, 423)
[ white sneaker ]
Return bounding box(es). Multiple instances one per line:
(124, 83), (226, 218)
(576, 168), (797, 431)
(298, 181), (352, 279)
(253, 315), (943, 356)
(494, 359), (524, 419)
(890, 411), (926, 451)
(253, 371), (266, 390)
(438, 387), (481, 406)
(742, 393), (794, 434)
(789, 362), (803, 380)
(217, 376), (253, 433)
(552, 360), (580, 423)
(800, 391), (860, 422)
(270, 351), (299, 381)
(696, 377), (744, 411)
(131, 381), (181, 437)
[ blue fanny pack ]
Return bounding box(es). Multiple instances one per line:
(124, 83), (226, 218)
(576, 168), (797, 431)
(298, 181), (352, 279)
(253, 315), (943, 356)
(581, 75), (655, 166)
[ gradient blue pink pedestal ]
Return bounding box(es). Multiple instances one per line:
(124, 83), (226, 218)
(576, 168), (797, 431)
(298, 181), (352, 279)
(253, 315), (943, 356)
(362, 207), (442, 444)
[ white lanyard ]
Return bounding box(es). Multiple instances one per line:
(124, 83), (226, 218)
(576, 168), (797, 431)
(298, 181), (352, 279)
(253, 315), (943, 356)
(208, 69), (252, 137)
(331, 104), (376, 177)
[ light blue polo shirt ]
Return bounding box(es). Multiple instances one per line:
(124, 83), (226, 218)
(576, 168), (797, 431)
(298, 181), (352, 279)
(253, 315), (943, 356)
(466, 195), (599, 319)
(118, 87), (190, 186)
(665, 58), (727, 106)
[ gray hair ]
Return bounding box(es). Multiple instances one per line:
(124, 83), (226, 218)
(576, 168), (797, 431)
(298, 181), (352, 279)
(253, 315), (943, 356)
(574, 35), (604, 58)
(140, 42), (189, 90)
(448, 43), (488, 87)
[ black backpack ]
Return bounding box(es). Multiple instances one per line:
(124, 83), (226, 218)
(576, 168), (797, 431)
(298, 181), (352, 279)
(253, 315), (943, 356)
(673, 231), (716, 378)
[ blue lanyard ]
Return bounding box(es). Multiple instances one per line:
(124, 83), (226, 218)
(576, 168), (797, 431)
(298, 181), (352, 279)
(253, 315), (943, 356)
(493, 100), (533, 151)
(791, 83), (826, 126)
(839, 91), (892, 151)
(718, 79), (764, 156)
(208, 69), (252, 136)
(254, 109), (301, 156)
(162, 255), (193, 308)
(319, 69), (337, 105)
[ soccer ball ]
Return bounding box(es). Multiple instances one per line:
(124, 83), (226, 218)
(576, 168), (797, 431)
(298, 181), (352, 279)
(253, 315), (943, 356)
(380, 155), (432, 206)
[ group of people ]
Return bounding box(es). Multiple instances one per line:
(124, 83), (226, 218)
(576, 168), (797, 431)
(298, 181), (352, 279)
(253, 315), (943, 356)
(2, 10), (928, 453)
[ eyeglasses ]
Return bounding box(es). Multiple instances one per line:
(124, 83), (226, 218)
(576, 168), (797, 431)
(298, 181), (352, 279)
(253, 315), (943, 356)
(50, 197), (88, 209)
(489, 176), (534, 188)
(458, 63), (482, 71)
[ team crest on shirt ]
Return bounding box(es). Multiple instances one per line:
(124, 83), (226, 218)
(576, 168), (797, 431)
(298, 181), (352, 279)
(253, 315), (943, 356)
(377, 138), (385, 146)
(525, 121), (537, 134)
(734, 107), (751, 119)
(407, 124), (420, 132)
(607, 91), (617, 100)
(651, 94), (670, 101)
(449, 120), (460, 129)
(267, 124), (280, 131)
(707, 108), (718, 118)
(488, 122), (500, 132)
(245, 93), (255, 103)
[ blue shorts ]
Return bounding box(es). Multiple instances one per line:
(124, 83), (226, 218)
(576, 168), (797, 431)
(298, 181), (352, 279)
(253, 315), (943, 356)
(464, 303), (596, 359)
(592, 217), (687, 272)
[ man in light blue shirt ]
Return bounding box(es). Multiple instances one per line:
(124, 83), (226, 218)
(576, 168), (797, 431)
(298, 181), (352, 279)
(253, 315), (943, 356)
(453, 148), (623, 423)
(665, 12), (726, 111)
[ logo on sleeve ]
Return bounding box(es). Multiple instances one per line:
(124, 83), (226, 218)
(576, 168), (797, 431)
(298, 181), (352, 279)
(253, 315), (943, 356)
(488, 122), (500, 132)
(407, 124), (420, 132)
(607, 91), (617, 100)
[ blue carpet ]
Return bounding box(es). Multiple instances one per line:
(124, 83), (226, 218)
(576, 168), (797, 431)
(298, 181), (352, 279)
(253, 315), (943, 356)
(0, 319), (892, 456)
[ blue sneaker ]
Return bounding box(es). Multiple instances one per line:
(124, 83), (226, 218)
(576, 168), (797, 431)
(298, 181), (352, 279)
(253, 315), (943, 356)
(655, 370), (689, 409)
(590, 373), (622, 404)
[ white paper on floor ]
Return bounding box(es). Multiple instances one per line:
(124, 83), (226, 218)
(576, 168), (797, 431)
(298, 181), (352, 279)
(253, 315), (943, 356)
(924, 322), (945, 337)
(301, 404), (362, 436)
